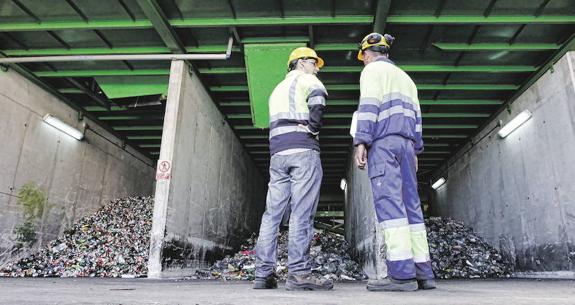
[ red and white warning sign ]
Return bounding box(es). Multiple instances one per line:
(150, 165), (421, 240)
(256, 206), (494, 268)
(156, 160), (172, 180)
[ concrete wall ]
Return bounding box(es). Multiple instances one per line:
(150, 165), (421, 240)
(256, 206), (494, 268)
(431, 51), (575, 272)
(148, 61), (266, 277)
(0, 68), (156, 266)
(344, 149), (387, 279)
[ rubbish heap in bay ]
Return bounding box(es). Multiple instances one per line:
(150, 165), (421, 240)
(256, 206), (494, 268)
(0, 196), (153, 278)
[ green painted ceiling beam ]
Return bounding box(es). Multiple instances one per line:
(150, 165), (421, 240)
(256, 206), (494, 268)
(238, 134), (467, 139)
(85, 106), (129, 111)
(322, 65), (536, 73)
(386, 15), (575, 24)
(3, 46), (242, 56)
(228, 113), (488, 119)
(139, 144), (161, 148)
(3, 15), (573, 32)
(433, 43), (560, 51)
(219, 99), (502, 106)
(0, 20), (153, 31)
(126, 136), (162, 140)
(33, 65), (530, 78)
(235, 123), (477, 129)
(169, 16), (373, 27)
(241, 36), (309, 44)
(210, 84), (518, 92)
(35, 67), (244, 77)
(113, 126), (163, 131)
(136, 0), (186, 53)
(314, 43), (359, 51)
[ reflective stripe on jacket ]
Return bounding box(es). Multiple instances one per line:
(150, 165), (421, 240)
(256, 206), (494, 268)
(353, 57), (423, 154)
(268, 70), (327, 155)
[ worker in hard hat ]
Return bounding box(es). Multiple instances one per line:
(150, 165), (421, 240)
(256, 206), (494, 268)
(253, 47), (333, 291)
(352, 33), (435, 291)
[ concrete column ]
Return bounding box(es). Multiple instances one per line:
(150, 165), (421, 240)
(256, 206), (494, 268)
(148, 60), (266, 278)
(344, 149), (387, 279)
(431, 51), (575, 272)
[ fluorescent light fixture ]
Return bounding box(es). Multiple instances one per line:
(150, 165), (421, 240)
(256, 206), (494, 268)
(431, 177), (446, 190)
(43, 114), (84, 140)
(498, 110), (532, 138)
(340, 178), (347, 191)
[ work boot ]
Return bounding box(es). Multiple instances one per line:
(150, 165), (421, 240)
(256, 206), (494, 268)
(253, 273), (278, 289)
(286, 273), (334, 291)
(366, 278), (418, 292)
(417, 279), (436, 290)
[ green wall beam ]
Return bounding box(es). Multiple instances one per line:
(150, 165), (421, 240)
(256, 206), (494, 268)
(433, 43), (560, 51)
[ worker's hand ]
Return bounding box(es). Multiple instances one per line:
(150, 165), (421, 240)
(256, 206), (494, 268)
(298, 124), (319, 136)
(355, 144), (367, 170)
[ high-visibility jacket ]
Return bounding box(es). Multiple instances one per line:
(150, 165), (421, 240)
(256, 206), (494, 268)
(353, 57), (424, 154)
(268, 70), (327, 155)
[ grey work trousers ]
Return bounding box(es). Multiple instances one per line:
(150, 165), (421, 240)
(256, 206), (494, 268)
(255, 150), (323, 278)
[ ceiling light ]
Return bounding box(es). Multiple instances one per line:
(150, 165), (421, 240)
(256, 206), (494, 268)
(498, 110), (532, 138)
(431, 177), (446, 190)
(43, 114), (84, 140)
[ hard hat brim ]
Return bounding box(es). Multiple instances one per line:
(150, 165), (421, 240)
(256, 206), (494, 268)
(357, 50), (364, 61)
(317, 56), (325, 68)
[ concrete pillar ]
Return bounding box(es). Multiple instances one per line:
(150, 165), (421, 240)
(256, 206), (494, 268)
(431, 51), (575, 272)
(344, 148), (387, 279)
(148, 60), (266, 278)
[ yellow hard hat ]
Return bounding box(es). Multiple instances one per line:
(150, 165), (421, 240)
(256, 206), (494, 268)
(357, 32), (394, 61)
(287, 47), (324, 68)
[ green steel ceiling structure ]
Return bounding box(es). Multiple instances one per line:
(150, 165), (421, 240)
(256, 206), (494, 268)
(1, 0), (574, 211)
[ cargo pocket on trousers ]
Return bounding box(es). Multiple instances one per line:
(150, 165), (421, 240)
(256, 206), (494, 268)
(368, 162), (386, 179)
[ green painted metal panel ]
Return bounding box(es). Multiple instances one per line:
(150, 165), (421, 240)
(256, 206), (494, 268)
(244, 43), (305, 128)
(95, 76), (168, 99)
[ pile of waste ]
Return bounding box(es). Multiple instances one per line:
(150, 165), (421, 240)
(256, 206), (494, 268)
(189, 230), (367, 281)
(426, 217), (511, 279)
(0, 196), (153, 278)
(1, 194), (511, 280)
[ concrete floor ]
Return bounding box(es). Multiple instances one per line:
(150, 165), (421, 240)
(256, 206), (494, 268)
(0, 278), (574, 305)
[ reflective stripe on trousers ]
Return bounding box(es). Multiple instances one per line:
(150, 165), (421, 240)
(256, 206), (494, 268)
(368, 135), (434, 280)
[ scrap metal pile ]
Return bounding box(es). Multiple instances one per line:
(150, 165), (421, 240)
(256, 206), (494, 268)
(0, 196), (153, 278)
(190, 230), (367, 281)
(1, 195), (511, 280)
(426, 217), (511, 279)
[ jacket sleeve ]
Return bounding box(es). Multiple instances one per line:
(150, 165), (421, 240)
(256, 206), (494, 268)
(306, 76), (327, 134)
(414, 99), (424, 154)
(353, 65), (381, 146)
